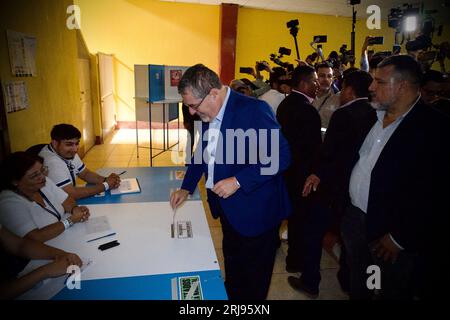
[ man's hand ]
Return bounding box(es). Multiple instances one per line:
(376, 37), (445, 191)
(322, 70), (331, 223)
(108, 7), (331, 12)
(371, 234), (402, 263)
(170, 189), (189, 210)
(362, 36), (370, 52)
(302, 174), (321, 197)
(211, 177), (240, 199)
(106, 173), (121, 189)
(258, 61), (272, 73)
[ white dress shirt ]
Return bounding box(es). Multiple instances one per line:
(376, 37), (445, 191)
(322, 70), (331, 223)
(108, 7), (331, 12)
(349, 96), (420, 249)
(205, 87), (230, 189)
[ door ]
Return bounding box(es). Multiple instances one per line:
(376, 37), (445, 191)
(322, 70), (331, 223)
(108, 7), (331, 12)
(77, 59), (94, 151)
(97, 53), (116, 139)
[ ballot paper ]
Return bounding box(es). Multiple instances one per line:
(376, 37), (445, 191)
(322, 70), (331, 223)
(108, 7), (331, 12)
(85, 216), (115, 242)
(110, 178), (141, 195)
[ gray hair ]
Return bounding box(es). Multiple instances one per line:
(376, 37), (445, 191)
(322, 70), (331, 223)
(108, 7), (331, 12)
(178, 64), (222, 98)
(377, 55), (423, 87)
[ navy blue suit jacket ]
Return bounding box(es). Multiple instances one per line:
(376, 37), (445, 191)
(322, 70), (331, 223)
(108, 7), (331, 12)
(181, 90), (292, 237)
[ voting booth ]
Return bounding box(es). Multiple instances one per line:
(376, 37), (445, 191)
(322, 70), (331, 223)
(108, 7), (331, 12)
(134, 65), (189, 165)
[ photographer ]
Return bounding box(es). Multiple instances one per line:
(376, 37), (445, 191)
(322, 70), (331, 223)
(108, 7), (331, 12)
(259, 67), (288, 114)
(229, 79), (252, 96)
(421, 70), (450, 117)
(239, 62), (271, 97)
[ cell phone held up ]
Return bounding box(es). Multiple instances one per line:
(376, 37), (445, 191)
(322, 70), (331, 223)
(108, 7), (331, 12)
(239, 67), (253, 74)
(368, 36), (384, 45)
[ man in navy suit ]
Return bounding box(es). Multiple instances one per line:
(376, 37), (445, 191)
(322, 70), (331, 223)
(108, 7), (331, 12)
(342, 55), (450, 299)
(170, 64), (292, 300)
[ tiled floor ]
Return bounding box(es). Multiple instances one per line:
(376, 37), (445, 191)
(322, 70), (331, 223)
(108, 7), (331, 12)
(82, 128), (348, 300)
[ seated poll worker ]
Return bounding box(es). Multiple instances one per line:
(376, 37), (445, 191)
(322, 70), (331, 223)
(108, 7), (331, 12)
(0, 152), (90, 243)
(170, 64), (292, 300)
(38, 124), (121, 200)
(0, 224), (82, 300)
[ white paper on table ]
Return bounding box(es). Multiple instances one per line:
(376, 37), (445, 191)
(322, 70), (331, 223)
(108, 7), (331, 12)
(34, 201), (219, 283)
(85, 216), (115, 242)
(110, 178), (140, 195)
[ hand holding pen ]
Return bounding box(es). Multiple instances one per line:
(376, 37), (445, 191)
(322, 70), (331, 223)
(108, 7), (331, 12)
(105, 171), (124, 189)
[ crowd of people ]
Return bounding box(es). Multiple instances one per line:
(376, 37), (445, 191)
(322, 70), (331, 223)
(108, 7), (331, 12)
(178, 43), (450, 300)
(1, 38), (449, 300)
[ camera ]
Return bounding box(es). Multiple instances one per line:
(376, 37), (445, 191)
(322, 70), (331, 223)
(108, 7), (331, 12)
(286, 19), (299, 37)
(256, 62), (266, 71)
(286, 19), (299, 29)
(239, 67), (253, 74)
(279, 47), (291, 56)
(269, 46), (293, 71)
(312, 35), (327, 44)
(368, 36), (384, 45)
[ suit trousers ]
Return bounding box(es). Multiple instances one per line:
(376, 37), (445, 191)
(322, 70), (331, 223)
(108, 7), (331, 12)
(211, 194), (279, 300)
(341, 204), (417, 300)
(286, 195), (309, 270)
(299, 200), (333, 290)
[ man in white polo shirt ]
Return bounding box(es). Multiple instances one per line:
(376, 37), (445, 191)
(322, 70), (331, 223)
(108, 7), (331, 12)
(39, 124), (120, 200)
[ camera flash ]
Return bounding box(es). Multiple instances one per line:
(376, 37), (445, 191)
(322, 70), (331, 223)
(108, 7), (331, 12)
(404, 16), (417, 32)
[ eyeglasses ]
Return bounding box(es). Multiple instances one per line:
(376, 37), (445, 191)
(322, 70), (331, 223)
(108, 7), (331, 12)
(27, 166), (48, 180)
(184, 94), (208, 110)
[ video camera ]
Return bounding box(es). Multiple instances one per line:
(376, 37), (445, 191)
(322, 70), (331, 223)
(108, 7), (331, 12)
(368, 36), (384, 45)
(286, 19), (299, 37)
(270, 47), (294, 71)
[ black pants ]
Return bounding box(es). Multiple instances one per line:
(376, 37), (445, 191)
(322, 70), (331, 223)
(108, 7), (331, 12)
(300, 200), (332, 290)
(220, 213), (279, 300)
(341, 204), (417, 300)
(286, 196), (309, 270)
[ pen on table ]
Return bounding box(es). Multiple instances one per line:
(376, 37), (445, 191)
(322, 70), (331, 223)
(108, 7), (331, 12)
(87, 232), (117, 243)
(118, 171), (127, 176)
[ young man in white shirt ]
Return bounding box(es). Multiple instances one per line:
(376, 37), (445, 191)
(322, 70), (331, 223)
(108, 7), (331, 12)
(39, 124), (121, 200)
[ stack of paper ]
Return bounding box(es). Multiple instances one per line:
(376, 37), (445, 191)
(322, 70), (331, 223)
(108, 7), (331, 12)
(110, 178), (141, 195)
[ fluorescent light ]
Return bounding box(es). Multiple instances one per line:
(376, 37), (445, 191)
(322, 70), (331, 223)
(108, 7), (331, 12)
(404, 16), (417, 32)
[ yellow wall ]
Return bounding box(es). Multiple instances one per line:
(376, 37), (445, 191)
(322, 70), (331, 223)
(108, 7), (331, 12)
(235, 8), (396, 77)
(75, 0), (220, 122)
(0, 0), (83, 153)
(236, 7), (450, 76)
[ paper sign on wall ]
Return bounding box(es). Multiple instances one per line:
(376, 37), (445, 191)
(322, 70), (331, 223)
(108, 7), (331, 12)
(6, 30), (37, 77)
(2, 81), (29, 113)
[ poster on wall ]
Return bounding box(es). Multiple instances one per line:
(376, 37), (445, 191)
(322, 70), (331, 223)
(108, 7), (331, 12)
(6, 30), (37, 77)
(170, 70), (182, 87)
(2, 81), (29, 113)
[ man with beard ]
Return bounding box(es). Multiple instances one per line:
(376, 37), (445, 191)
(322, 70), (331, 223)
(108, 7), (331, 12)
(342, 55), (450, 299)
(39, 124), (121, 199)
(312, 62), (341, 129)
